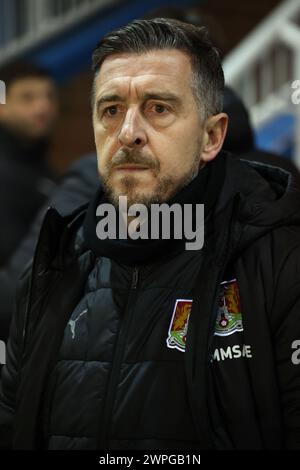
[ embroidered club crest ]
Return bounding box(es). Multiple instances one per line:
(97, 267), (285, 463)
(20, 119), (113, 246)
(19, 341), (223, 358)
(215, 278), (243, 336)
(166, 299), (193, 352)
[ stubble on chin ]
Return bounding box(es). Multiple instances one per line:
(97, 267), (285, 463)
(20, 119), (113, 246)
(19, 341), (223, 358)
(102, 164), (199, 209)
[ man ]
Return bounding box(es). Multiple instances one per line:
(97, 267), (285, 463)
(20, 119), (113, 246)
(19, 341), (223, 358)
(0, 61), (57, 267)
(1, 18), (300, 450)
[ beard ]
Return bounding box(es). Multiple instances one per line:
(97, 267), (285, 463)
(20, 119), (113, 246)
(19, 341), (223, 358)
(100, 147), (201, 208)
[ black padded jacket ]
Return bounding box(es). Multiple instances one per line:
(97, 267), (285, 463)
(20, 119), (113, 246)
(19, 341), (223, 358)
(1, 153), (300, 450)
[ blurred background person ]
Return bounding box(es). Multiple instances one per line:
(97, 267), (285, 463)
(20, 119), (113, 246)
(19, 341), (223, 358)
(222, 85), (300, 184)
(0, 61), (58, 267)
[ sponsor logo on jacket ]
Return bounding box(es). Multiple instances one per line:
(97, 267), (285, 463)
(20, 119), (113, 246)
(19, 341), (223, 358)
(212, 344), (252, 362)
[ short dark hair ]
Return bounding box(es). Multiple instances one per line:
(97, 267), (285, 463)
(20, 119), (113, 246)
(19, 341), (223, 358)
(92, 18), (224, 118)
(0, 60), (53, 91)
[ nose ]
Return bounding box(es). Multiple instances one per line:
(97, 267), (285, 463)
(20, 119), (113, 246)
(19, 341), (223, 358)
(118, 107), (147, 148)
(33, 96), (54, 117)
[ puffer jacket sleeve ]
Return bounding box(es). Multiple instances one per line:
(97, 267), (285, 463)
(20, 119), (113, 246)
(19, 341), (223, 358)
(271, 242), (300, 449)
(0, 268), (31, 449)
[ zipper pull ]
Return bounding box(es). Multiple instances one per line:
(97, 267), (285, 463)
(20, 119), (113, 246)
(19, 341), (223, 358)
(131, 266), (139, 289)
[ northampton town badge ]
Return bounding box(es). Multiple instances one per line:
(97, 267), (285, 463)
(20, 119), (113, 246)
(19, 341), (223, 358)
(166, 299), (193, 352)
(215, 278), (243, 337)
(167, 279), (243, 352)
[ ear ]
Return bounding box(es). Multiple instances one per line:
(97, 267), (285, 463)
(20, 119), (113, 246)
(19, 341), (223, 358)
(200, 113), (228, 163)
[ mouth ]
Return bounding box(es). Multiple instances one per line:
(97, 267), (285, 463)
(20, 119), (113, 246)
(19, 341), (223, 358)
(113, 165), (149, 172)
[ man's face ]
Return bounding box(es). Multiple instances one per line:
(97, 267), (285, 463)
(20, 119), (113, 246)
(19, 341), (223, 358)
(1, 77), (58, 139)
(93, 49), (206, 207)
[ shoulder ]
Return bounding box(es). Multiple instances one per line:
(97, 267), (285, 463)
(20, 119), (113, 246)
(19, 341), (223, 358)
(239, 224), (300, 281)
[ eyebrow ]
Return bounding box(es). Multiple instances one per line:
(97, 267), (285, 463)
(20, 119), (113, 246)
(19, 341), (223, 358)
(142, 92), (181, 105)
(96, 94), (124, 110)
(96, 92), (182, 112)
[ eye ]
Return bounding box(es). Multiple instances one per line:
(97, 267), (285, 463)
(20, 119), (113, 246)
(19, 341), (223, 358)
(21, 93), (34, 103)
(153, 104), (168, 114)
(103, 105), (119, 117)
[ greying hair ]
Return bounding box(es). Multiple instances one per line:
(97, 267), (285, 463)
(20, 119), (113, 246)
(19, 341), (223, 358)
(92, 18), (224, 118)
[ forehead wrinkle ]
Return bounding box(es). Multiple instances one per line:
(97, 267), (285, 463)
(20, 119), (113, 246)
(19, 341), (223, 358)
(95, 73), (185, 104)
(95, 49), (194, 101)
(96, 71), (180, 91)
